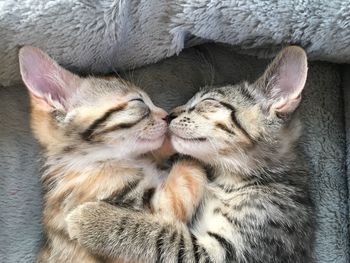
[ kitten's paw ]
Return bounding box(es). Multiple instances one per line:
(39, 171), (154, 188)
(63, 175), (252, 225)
(66, 203), (87, 240)
(65, 202), (102, 240)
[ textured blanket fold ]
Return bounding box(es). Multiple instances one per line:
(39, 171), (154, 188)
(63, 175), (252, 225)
(1, 0), (350, 86)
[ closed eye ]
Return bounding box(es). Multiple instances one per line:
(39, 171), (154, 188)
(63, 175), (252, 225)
(201, 98), (217, 103)
(188, 97), (219, 112)
(130, 98), (144, 103)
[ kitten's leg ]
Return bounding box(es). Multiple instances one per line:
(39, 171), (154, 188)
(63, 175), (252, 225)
(66, 202), (208, 263)
(149, 135), (207, 222)
(67, 200), (312, 263)
(151, 159), (207, 222)
(150, 136), (176, 165)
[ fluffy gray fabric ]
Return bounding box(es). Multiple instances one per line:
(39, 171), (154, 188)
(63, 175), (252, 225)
(0, 85), (42, 262)
(1, 1), (350, 85)
(342, 65), (350, 258)
(0, 44), (348, 262)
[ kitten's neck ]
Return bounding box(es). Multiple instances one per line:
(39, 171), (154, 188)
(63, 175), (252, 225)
(211, 143), (298, 184)
(44, 147), (153, 172)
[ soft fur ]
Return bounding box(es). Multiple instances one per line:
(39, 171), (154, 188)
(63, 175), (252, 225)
(67, 47), (314, 262)
(2, 1), (350, 86)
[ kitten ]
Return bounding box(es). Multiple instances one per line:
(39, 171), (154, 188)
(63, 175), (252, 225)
(67, 46), (314, 263)
(19, 47), (207, 263)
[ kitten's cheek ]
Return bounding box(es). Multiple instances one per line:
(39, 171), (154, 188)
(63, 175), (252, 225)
(170, 136), (186, 154)
(137, 135), (165, 153)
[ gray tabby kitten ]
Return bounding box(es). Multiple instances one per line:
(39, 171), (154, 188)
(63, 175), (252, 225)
(67, 46), (314, 263)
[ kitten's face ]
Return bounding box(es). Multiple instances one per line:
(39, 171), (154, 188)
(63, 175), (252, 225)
(169, 86), (261, 162)
(169, 46), (308, 168)
(61, 79), (168, 157)
(19, 47), (167, 160)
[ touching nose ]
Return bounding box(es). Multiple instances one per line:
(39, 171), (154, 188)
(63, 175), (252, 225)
(154, 108), (168, 119)
(165, 112), (178, 124)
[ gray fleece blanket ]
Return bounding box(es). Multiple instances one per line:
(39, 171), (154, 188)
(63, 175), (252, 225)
(1, 0), (350, 86)
(0, 44), (349, 262)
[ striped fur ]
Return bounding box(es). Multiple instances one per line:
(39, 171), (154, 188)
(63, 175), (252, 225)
(67, 47), (314, 263)
(19, 47), (207, 263)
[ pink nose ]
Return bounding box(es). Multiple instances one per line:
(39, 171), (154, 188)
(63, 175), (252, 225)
(155, 109), (168, 120)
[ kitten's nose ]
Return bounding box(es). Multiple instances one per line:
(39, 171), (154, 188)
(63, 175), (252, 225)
(162, 115), (170, 124)
(154, 108), (168, 120)
(166, 112), (178, 124)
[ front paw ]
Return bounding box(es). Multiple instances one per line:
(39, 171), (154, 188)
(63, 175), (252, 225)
(66, 201), (108, 240)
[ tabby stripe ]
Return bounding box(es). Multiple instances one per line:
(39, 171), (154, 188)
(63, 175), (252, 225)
(95, 121), (138, 134)
(155, 228), (167, 263)
(218, 101), (254, 142)
(213, 208), (241, 227)
(91, 110), (150, 139)
(142, 187), (155, 209)
(201, 246), (213, 263)
(46, 225), (70, 240)
(207, 232), (237, 261)
(239, 86), (255, 102)
(216, 181), (261, 193)
(81, 103), (127, 140)
(234, 181), (262, 191)
(215, 122), (235, 136)
(270, 199), (288, 212)
(267, 219), (296, 234)
(41, 173), (58, 190)
(116, 216), (128, 236)
(203, 165), (216, 182)
(216, 184), (235, 193)
(116, 197), (138, 208)
(231, 201), (265, 212)
(190, 233), (200, 263)
(169, 231), (178, 244)
(177, 235), (186, 263)
(214, 89), (226, 96)
(105, 178), (141, 204)
(202, 89), (225, 96)
(188, 106), (196, 113)
(169, 109), (185, 119)
(189, 200), (203, 227)
(133, 223), (140, 236)
(291, 194), (312, 206)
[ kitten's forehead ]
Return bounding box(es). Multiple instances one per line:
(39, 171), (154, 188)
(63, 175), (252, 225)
(71, 77), (141, 107)
(189, 84), (244, 105)
(84, 77), (139, 96)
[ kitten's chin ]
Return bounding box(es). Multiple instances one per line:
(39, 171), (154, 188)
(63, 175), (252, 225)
(136, 135), (165, 153)
(170, 134), (212, 159)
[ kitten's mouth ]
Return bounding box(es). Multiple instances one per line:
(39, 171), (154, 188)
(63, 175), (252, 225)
(171, 133), (207, 142)
(137, 135), (165, 143)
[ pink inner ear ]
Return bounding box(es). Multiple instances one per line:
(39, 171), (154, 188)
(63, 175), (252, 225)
(268, 47), (308, 114)
(276, 57), (306, 99)
(274, 94), (302, 114)
(19, 46), (79, 109)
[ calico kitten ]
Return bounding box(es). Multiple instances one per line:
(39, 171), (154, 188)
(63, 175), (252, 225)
(67, 46), (314, 263)
(19, 47), (207, 263)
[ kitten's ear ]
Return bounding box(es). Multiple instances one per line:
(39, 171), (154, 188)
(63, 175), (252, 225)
(255, 46), (308, 116)
(19, 46), (81, 111)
